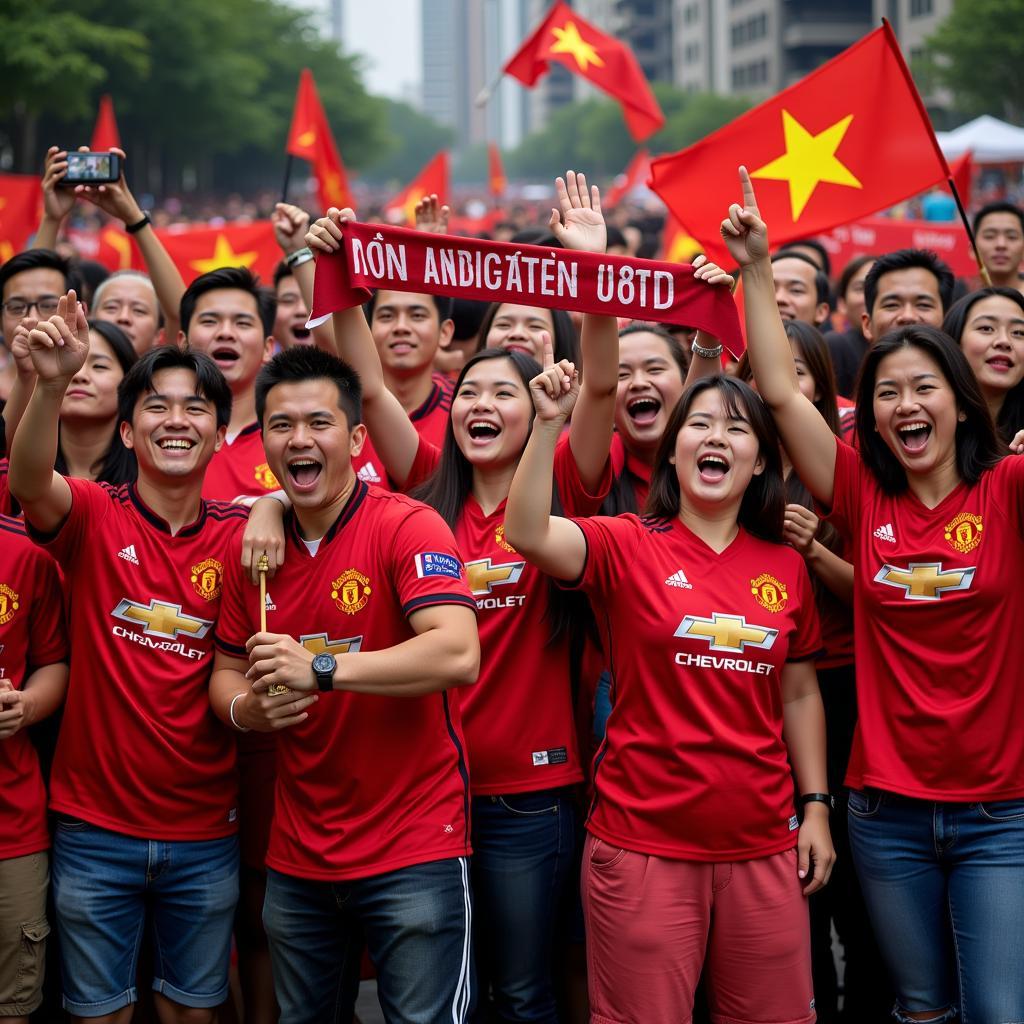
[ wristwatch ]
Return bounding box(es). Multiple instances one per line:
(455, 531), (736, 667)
(311, 652), (337, 692)
(800, 792), (834, 811)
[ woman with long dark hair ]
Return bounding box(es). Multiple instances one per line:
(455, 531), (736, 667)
(728, 166), (1024, 1023)
(503, 359), (833, 1024)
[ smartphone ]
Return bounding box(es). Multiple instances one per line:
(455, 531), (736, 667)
(61, 151), (120, 185)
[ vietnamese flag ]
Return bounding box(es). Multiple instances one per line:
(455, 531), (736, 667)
(648, 23), (949, 264)
(505, 2), (664, 142)
(385, 152), (450, 226)
(0, 174), (43, 263)
(286, 69), (353, 213)
(488, 142), (506, 198)
(90, 95), (121, 152)
(660, 216), (703, 264)
(606, 149), (651, 208)
(134, 221), (281, 284)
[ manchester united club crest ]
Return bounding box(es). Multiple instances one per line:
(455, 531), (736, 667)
(495, 524), (516, 553)
(254, 462), (280, 490)
(331, 569), (372, 615)
(750, 573), (788, 613)
(0, 583), (19, 625)
(190, 558), (224, 601)
(944, 512), (983, 554)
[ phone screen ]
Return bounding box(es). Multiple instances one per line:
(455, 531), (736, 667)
(67, 152), (112, 180)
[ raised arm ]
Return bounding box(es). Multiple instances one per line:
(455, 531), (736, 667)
(723, 168), (837, 505)
(35, 147), (79, 250)
(8, 293), (86, 531)
(504, 334), (589, 580)
(548, 171), (617, 494)
(307, 209), (421, 486)
(2, 318), (39, 455)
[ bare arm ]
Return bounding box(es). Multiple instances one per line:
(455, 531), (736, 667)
(2, 318), (38, 455)
(35, 147), (77, 251)
(783, 504), (854, 605)
(722, 168), (837, 505)
(0, 662), (68, 740)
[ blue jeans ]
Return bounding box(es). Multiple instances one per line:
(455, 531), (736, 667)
(51, 818), (238, 1016)
(848, 789), (1024, 1024)
(471, 788), (578, 1023)
(263, 857), (472, 1024)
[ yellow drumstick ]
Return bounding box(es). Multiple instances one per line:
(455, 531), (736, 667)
(259, 553), (290, 696)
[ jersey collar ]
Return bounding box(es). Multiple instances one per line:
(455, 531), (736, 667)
(129, 483), (208, 537)
(287, 477), (368, 552)
(410, 378), (445, 422)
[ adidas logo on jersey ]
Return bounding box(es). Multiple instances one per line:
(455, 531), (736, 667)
(357, 462), (382, 484)
(873, 523), (896, 543)
(118, 544), (140, 565)
(665, 569), (693, 589)
(264, 592), (277, 612)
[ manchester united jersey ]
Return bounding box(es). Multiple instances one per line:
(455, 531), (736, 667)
(827, 440), (1024, 800)
(202, 423), (281, 503)
(567, 514), (821, 862)
(29, 478), (247, 839)
(215, 480), (478, 881)
(0, 516), (66, 859)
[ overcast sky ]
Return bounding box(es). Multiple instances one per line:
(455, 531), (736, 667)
(345, 0), (421, 102)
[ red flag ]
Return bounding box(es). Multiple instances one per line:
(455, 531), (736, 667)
(134, 222), (281, 284)
(648, 23), (949, 264)
(660, 216), (703, 264)
(606, 149), (651, 208)
(385, 152), (450, 226)
(948, 151), (973, 201)
(0, 174), (43, 263)
(504, 1), (664, 142)
(286, 69), (353, 213)
(488, 142), (506, 198)
(90, 95), (121, 152)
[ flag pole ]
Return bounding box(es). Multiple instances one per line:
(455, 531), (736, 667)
(280, 155), (294, 204)
(947, 173), (991, 286)
(475, 69), (504, 108)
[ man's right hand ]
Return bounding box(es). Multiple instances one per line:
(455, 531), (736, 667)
(305, 207), (356, 254)
(233, 686), (318, 733)
(26, 291), (90, 387)
(720, 166), (770, 268)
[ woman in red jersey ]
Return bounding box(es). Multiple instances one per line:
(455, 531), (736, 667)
(728, 167), (1024, 1024)
(503, 346), (835, 1024)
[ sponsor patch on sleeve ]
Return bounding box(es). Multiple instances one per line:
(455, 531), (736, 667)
(415, 552), (463, 580)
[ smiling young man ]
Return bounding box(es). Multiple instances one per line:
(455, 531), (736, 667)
(8, 293), (246, 1023)
(211, 345), (479, 1024)
(861, 249), (954, 343)
(972, 202), (1024, 292)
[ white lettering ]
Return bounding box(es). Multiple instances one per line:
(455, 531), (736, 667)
(476, 595), (527, 610)
(674, 651), (772, 675)
(596, 264), (614, 303)
(617, 265), (636, 305)
(424, 247), (440, 285)
(458, 249), (475, 287)
(539, 256), (556, 296)
(520, 254), (539, 292)
(365, 239), (385, 278)
(385, 243), (408, 281)
(557, 260), (578, 298)
(439, 248), (457, 286)
(505, 252), (522, 292)
(112, 626), (205, 661)
(484, 253), (502, 290)
(653, 271), (674, 310)
(350, 237), (367, 276)
(634, 267), (651, 305)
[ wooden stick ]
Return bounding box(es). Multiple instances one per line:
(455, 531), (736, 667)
(260, 554), (290, 696)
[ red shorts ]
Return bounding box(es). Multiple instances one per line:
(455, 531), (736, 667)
(582, 835), (814, 1024)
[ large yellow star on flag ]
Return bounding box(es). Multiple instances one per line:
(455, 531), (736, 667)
(297, 129), (316, 148)
(189, 234), (259, 275)
(750, 110), (862, 221)
(550, 21), (604, 73)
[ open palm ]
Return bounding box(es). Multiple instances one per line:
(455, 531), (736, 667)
(550, 170), (606, 253)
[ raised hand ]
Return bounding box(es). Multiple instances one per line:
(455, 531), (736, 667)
(273, 203), (312, 256)
(41, 146), (79, 224)
(719, 166), (770, 267)
(783, 503), (819, 556)
(1009, 428), (1024, 455)
(26, 291), (90, 386)
(74, 148), (144, 225)
(692, 254), (735, 289)
(414, 194), (450, 234)
(529, 331), (580, 423)
(9, 317), (39, 381)
(305, 207), (357, 253)
(549, 170), (606, 254)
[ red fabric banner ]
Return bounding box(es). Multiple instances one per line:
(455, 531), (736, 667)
(819, 217), (976, 278)
(0, 174), (42, 262)
(308, 222), (743, 355)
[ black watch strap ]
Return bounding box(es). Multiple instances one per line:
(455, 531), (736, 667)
(800, 792), (834, 810)
(125, 213), (151, 234)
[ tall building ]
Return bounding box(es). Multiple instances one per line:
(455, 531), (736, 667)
(874, 0), (954, 120)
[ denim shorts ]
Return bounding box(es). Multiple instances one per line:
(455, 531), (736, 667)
(52, 817), (239, 1016)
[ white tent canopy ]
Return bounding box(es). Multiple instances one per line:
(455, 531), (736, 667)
(936, 115), (1024, 163)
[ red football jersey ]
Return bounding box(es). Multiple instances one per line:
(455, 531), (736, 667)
(216, 481), (478, 881)
(568, 514), (821, 862)
(0, 459), (13, 517)
(202, 423), (281, 503)
(31, 479), (247, 839)
(827, 441), (1024, 800)
(0, 516), (67, 859)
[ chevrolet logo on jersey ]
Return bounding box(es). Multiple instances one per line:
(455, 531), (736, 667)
(674, 613), (778, 653)
(300, 633), (362, 656)
(466, 558), (526, 596)
(112, 598), (214, 640)
(874, 561), (976, 601)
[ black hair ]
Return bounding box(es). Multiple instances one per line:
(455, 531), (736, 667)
(942, 287), (1024, 447)
(478, 302), (580, 366)
(179, 266), (276, 338)
(118, 346), (232, 431)
(863, 249), (955, 316)
(854, 324), (1003, 494)
(55, 320), (139, 485)
(0, 248), (77, 298)
(972, 201), (1024, 238)
(605, 226), (628, 250)
(255, 345), (362, 429)
(836, 254), (877, 302)
(450, 297), (489, 344)
(780, 238), (831, 279)
(72, 259), (110, 307)
(273, 260), (292, 290)
(771, 250), (831, 307)
(364, 288), (454, 324)
(645, 376), (785, 543)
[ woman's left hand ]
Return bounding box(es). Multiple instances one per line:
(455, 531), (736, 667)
(549, 170), (606, 254)
(784, 503), (818, 556)
(797, 807), (836, 895)
(529, 330), (579, 423)
(243, 497), (287, 584)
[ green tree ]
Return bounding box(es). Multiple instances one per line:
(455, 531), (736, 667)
(926, 0), (1024, 123)
(361, 99), (454, 186)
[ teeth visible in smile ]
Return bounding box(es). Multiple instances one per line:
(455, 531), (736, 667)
(159, 439), (193, 450)
(898, 422), (928, 434)
(468, 421), (500, 438)
(698, 454), (728, 467)
(289, 458), (319, 467)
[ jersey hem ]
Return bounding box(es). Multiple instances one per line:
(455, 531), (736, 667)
(265, 843), (472, 882)
(49, 801), (239, 842)
(586, 821), (798, 863)
(845, 774), (1024, 803)
(470, 768), (584, 796)
(0, 836), (50, 859)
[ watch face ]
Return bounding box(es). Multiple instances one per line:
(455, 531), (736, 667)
(312, 653), (336, 674)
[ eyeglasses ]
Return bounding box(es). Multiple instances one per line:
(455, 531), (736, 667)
(2, 296), (61, 318)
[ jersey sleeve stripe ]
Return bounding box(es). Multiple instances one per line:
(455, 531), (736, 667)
(786, 646), (827, 663)
(401, 593), (478, 615)
(214, 636), (248, 657)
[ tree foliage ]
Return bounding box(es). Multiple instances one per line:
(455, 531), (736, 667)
(926, 0), (1024, 124)
(361, 99), (455, 186)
